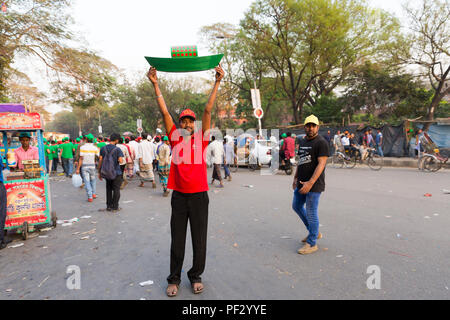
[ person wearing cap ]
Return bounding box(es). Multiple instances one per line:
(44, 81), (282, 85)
(147, 64), (224, 297)
(14, 132), (39, 171)
(43, 139), (50, 174)
(281, 132), (295, 167)
(74, 135), (87, 188)
(97, 137), (107, 150)
(292, 115), (329, 255)
(59, 137), (74, 178)
(50, 140), (59, 174)
(157, 136), (172, 197)
(76, 134), (100, 203)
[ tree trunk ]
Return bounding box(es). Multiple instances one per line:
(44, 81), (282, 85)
(422, 96), (439, 132)
(292, 99), (299, 125)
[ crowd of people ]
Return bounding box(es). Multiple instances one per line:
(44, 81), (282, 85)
(327, 129), (384, 160)
(43, 132), (174, 209)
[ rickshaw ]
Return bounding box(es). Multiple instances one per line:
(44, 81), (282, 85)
(0, 112), (57, 240)
(418, 132), (449, 172)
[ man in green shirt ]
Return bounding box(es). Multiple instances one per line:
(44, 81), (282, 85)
(44, 139), (51, 175)
(50, 140), (58, 174)
(97, 137), (107, 150)
(59, 137), (74, 177)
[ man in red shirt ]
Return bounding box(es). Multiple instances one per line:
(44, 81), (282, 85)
(281, 132), (296, 166)
(147, 64), (224, 297)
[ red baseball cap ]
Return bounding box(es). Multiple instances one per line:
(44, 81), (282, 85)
(179, 109), (196, 121)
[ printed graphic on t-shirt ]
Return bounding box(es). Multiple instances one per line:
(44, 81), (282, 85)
(298, 147), (312, 166)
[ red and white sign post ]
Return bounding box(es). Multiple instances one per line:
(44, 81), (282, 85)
(251, 82), (263, 137)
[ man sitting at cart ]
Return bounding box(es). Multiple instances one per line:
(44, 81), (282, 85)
(14, 132), (39, 170)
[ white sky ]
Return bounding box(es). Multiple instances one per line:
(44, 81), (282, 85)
(20, 0), (408, 115)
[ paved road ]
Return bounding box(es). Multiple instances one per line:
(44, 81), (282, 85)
(0, 166), (449, 300)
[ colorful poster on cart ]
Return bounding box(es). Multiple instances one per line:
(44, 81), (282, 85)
(0, 113), (42, 130)
(5, 179), (49, 228)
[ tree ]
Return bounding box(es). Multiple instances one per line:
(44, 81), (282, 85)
(0, 0), (118, 120)
(0, 0), (72, 99)
(50, 48), (119, 109)
(238, 0), (402, 124)
(6, 72), (51, 122)
(342, 62), (427, 121)
(200, 22), (288, 129)
(402, 0), (450, 130)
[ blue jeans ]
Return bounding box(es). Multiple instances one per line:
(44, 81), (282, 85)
(82, 167), (97, 199)
(292, 189), (321, 246)
(223, 164), (230, 178)
(376, 145), (384, 157)
(62, 158), (73, 176)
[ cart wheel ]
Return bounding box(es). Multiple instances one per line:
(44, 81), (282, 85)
(51, 211), (57, 228)
(22, 222), (29, 241)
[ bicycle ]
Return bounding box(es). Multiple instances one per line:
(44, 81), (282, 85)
(418, 151), (448, 173)
(331, 150), (352, 169)
(347, 147), (384, 171)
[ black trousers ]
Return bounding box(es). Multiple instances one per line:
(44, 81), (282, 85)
(105, 175), (122, 210)
(167, 191), (209, 285)
(0, 182), (6, 243)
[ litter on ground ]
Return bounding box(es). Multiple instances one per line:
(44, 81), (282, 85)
(8, 243), (24, 249)
(139, 280), (154, 287)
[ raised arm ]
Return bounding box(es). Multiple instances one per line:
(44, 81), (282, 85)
(202, 65), (225, 132)
(147, 68), (174, 134)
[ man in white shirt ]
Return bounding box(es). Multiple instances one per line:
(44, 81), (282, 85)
(209, 136), (225, 188)
(223, 137), (235, 181)
(137, 133), (156, 188)
(76, 134), (100, 202)
(333, 130), (343, 153)
(341, 132), (350, 148)
(128, 136), (140, 176)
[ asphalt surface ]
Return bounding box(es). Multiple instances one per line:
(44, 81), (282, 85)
(0, 165), (449, 300)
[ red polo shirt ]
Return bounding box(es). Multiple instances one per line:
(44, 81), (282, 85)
(167, 126), (209, 194)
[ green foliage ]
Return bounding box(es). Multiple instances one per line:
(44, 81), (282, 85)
(0, 0), (73, 99)
(234, 0), (403, 124)
(48, 77), (215, 137)
(303, 95), (344, 125)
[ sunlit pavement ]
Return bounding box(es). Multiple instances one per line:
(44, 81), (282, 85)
(0, 166), (449, 300)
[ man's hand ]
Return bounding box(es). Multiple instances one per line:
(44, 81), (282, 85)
(299, 181), (314, 195)
(292, 180), (297, 191)
(76, 169), (80, 175)
(147, 67), (158, 85)
(215, 64), (225, 82)
(98, 173), (103, 181)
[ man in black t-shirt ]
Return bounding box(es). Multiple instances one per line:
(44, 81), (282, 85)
(292, 115), (329, 255)
(98, 133), (124, 213)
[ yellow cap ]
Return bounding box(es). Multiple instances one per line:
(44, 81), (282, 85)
(304, 115), (319, 126)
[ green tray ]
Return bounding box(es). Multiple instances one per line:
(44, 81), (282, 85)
(145, 54), (224, 73)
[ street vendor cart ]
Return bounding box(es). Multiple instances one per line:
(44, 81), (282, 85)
(0, 112), (57, 240)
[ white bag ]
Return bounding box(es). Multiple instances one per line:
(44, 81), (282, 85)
(72, 174), (83, 188)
